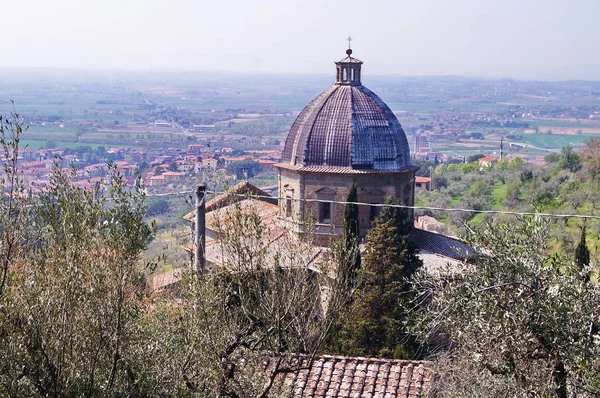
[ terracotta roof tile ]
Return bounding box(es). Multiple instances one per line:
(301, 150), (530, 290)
(280, 355), (433, 398)
(183, 181), (276, 221)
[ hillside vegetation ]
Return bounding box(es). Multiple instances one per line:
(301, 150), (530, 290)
(416, 139), (600, 256)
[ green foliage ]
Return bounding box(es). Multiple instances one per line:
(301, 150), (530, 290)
(545, 152), (561, 163)
(412, 216), (600, 397)
(225, 159), (262, 179)
(467, 153), (485, 163)
(343, 183), (359, 241)
(575, 226), (590, 278)
(0, 163), (152, 396)
(557, 145), (582, 173)
(333, 199), (423, 359)
(147, 198), (171, 216)
(581, 137), (600, 179)
(342, 183), (361, 281)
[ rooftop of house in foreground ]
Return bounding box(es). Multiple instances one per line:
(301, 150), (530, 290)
(275, 354), (434, 397)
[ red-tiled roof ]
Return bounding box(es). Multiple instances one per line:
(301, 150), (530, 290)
(184, 181), (276, 221)
(147, 268), (183, 292)
(281, 355), (433, 397)
(478, 156), (497, 162)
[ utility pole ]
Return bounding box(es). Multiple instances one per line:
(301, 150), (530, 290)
(194, 184), (206, 276)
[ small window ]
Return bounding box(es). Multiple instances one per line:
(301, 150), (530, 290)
(286, 197), (292, 218)
(319, 201), (331, 222)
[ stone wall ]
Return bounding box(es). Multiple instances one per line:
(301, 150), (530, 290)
(277, 167), (415, 245)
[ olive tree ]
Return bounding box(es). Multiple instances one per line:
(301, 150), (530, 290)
(132, 199), (352, 397)
(412, 216), (600, 397)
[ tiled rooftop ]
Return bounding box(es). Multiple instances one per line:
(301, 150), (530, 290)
(281, 80), (411, 171)
(411, 228), (474, 260)
(184, 181), (276, 221)
(281, 355), (433, 397)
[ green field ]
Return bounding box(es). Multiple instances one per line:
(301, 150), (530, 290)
(520, 133), (600, 149)
(525, 119), (592, 128)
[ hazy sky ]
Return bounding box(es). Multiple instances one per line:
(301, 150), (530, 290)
(2, 0), (599, 80)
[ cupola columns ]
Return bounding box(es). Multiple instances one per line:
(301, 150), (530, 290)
(335, 48), (363, 86)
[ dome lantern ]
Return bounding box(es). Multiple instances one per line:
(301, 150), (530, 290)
(281, 47), (411, 171)
(335, 43), (363, 86)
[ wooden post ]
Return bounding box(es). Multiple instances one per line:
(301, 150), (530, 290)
(195, 184), (206, 275)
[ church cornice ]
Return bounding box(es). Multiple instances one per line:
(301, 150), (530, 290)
(275, 163), (419, 175)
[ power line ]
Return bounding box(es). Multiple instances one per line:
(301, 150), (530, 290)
(147, 188), (600, 220)
(145, 191), (192, 198)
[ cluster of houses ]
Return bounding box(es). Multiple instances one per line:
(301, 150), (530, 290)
(11, 143), (282, 193)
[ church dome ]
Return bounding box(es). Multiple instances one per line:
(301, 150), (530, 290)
(281, 50), (411, 171)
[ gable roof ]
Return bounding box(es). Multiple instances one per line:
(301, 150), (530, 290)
(478, 156), (497, 163)
(184, 181), (276, 221)
(411, 228), (474, 260)
(282, 355), (433, 397)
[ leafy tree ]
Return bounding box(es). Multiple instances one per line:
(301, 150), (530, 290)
(557, 145), (582, 173)
(44, 139), (56, 149)
(413, 216), (600, 397)
(147, 198), (171, 216)
(0, 162), (153, 395)
(545, 152), (561, 163)
(467, 153), (485, 163)
(336, 199), (422, 359)
(581, 137), (600, 179)
(133, 199), (351, 396)
(226, 159), (262, 179)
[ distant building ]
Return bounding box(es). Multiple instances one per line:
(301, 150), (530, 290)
(148, 175), (165, 186)
(192, 124), (215, 132)
(202, 158), (218, 170)
(154, 121), (171, 128)
(187, 144), (205, 154)
(415, 176), (432, 191)
(414, 134), (429, 153)
(478, 156), (498, 169)
(162, 171), (185, 182)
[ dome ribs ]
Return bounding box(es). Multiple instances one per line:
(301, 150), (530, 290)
(360, 86), (410, 168)
(306, 86), (352, 167)
(280, 68), (411, 171)
(283, 86), (338, 166)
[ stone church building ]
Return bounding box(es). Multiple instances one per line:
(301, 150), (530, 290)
(276, 47), (418, 242)
(182, 47), (472, 273)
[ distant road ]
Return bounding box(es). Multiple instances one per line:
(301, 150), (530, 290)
(506, 141), (560, 153)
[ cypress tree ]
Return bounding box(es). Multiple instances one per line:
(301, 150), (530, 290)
(575, 225), (590, 282)
(336, 198), (423, 358)
(343, 183), (359, 242)
(342, 183), (361, 282)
